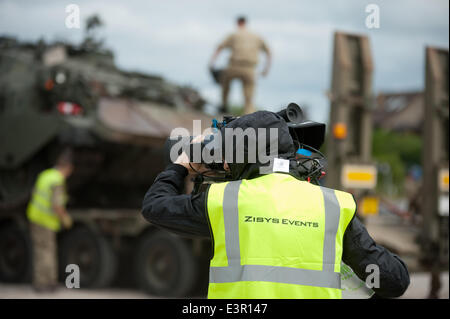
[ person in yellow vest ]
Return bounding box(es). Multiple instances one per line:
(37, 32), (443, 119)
(27, 150), (74, 291)
(142, 111), (410, 298)
(209, 16), (271, 115)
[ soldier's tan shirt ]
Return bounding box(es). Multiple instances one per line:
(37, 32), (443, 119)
(218, 29), (270, 67)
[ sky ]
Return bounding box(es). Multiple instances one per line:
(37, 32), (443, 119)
(0, 0), (448, 123)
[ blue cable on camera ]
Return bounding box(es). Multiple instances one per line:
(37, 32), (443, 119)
(296, 148), (312, 157)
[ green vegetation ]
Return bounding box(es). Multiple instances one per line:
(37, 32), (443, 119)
(372, 128), (422, 195)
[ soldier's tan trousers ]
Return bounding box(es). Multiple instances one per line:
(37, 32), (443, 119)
(30, 223), (58, 288)
(221, 66), (256, 114)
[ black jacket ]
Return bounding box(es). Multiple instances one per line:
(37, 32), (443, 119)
(142, 164), (410, 298)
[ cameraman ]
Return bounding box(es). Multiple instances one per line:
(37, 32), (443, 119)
(142, 111), (410, 299)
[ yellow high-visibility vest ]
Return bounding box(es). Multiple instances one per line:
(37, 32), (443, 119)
(26, 168), (66, 231)
(206, 173), (356, 299)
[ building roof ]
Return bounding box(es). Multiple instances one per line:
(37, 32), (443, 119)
(374, 91), (424, 134)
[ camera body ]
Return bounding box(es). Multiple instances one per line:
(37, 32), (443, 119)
(164, 103), (327, 189)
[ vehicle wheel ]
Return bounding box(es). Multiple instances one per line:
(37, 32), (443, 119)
(58, 226), (117, 288)
(134, 230), (198, 297)
(190, 253), (210, 297)
(0, 222), (32, 283)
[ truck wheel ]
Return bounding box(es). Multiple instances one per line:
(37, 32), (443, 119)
(0, 222), (32, 283)
(58, 226), (117, 288)
(134, 230), (198, 297)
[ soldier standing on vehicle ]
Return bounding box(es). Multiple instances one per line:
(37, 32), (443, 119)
(26, 150), (74, 291)
(209, 16), (272, 115)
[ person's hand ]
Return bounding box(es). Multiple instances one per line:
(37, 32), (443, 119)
(208, 57), (217, 70)
(61, 214), (73, 229)
(175, 152), (208, 174)
(174, 135), (209, 174)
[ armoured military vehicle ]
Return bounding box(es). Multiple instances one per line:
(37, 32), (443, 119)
(0, 35), (213, 296)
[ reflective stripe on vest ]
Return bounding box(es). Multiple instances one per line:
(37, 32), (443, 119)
(206, 173), (356, 299)
(26, 168), (65, 231)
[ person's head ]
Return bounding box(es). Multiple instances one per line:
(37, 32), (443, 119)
(236, 16), (247, 28)
(220, 111), (296, 180)
(55, 149), (74, 178)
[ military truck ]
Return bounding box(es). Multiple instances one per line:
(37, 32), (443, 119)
(0, 36), (213, 297)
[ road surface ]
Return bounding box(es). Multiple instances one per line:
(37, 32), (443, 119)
(0, 272), (447, 299)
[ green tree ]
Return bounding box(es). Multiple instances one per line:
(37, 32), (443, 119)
(372, 128), (422, 195)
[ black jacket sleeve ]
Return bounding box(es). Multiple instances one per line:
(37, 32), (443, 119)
(342, 216), (410, 298)
(142, 165), (410, 297)
(142, 164), (210, 238)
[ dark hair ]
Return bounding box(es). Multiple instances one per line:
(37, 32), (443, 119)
(56, 148), (73, 167)
(237, 16), (247, 25)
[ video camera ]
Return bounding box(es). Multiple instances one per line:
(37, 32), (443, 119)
(165, 103), (327, 192)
